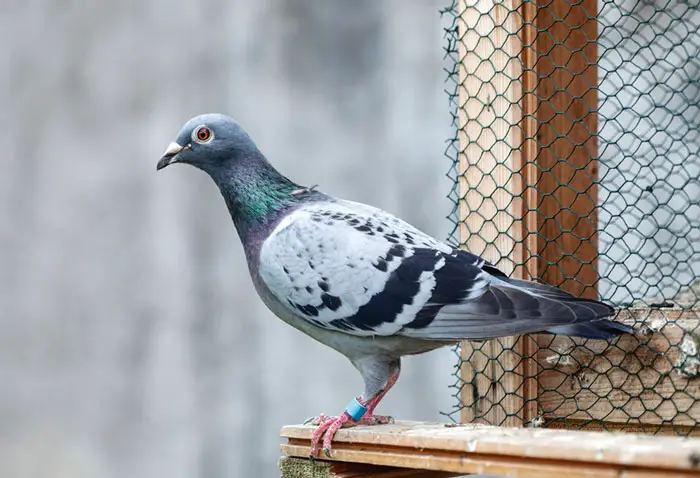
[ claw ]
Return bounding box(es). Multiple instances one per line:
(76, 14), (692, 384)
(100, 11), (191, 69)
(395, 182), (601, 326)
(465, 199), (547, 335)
(308, 413), (330, 426)
(303, 416), (316, 425)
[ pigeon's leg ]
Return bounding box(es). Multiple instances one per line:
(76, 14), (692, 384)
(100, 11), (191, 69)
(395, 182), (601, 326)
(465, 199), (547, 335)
(308, 358), (401, 457)
(356, 361), (401, 425)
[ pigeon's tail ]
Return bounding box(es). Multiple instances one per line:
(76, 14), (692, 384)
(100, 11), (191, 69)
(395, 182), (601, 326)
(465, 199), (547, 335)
(502, 277), (635, 339)
(397, 252), (636, 342)
(546, 319), (634, 339)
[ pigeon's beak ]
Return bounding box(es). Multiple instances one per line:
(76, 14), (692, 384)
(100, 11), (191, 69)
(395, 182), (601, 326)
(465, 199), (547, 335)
(157, 142), (185, 170)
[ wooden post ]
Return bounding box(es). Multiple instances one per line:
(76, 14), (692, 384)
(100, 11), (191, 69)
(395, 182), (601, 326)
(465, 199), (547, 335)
(529, 0), (600, 300)
(457, 0), (538, 427)
(458, 0), (599, 426)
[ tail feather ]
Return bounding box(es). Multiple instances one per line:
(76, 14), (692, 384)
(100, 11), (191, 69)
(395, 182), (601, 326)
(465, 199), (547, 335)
(401, 268), (635, 341)
(503, 277), (633, 339)
(546, 319), (634, 339)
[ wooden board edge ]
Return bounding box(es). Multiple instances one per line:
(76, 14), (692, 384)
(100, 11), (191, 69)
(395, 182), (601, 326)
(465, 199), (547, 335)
(281, 442), (699, 478)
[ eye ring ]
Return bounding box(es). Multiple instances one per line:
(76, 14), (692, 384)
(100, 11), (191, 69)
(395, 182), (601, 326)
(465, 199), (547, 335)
(192, 125), (214, 144)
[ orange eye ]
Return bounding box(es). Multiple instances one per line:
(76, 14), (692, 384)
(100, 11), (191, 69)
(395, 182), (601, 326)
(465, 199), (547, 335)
(192, 126), (213, 143)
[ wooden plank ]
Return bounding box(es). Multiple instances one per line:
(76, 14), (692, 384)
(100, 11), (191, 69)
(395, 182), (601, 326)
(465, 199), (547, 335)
(279, 457), (460, 478)
(538, 308), (700, 431)
(282, 444), (622, 478)
(457, 0), (523, 272)
(281, 421), (700, 477)
(518, 0), (543, 427)
(519, 0), (542, 285)
(457, 0), (537, 428)
(529, 0), (600, 299)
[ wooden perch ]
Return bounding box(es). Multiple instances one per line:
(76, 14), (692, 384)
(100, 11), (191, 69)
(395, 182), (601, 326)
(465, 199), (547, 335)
(279, 457), (459, 478)
(280, 421), (700, 478)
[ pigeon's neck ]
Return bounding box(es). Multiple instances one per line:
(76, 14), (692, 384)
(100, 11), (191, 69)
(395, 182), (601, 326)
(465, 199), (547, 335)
(212, 155), (302, 236)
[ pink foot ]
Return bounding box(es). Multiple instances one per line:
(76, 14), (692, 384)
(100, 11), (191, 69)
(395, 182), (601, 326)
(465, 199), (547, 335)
(308, 367), (401, 458)
(309, 412), (353, 457)
(306, 412), (394, 457)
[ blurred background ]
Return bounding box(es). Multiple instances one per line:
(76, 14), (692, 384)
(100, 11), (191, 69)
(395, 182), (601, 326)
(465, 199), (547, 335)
(0, 1), (455, 477)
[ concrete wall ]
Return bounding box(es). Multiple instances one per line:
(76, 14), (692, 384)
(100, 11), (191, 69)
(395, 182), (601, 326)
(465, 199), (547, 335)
(0, 1), (456, 477)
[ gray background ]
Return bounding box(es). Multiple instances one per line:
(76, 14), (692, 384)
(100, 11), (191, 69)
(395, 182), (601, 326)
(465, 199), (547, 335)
(1, 1), (456, 477)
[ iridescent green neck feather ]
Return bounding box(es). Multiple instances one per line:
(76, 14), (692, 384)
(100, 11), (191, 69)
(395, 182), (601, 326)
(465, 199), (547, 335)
(212, 154), (302, 234)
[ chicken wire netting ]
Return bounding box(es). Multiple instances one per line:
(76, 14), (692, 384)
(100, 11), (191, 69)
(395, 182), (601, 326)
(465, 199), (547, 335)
(442, 0), (700, 434)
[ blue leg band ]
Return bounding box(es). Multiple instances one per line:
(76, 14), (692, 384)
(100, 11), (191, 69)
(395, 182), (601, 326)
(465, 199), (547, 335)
(345, 397), (368, 421)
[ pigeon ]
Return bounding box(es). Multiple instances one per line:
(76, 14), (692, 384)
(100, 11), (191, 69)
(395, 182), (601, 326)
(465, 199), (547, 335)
(157, 113), (634, 457)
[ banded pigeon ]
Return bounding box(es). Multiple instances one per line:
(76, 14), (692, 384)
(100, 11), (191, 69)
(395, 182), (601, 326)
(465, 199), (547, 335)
(157, 114), (634, 457)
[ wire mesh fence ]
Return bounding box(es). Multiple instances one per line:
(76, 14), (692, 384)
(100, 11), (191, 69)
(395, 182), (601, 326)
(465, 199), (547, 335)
(442, 0), (700, 434)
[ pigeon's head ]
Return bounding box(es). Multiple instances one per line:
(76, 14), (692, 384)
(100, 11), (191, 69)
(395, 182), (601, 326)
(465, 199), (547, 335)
(156, 114), (258, 175)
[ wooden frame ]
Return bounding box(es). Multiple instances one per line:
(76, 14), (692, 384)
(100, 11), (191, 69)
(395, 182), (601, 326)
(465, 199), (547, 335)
(456, 0), (700, 432)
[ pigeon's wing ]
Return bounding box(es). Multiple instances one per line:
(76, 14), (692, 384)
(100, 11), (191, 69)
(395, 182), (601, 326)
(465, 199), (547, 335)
(258, 200), (628, 340)
(258, 200), (467, 336)
(398, 266), (625, 340)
